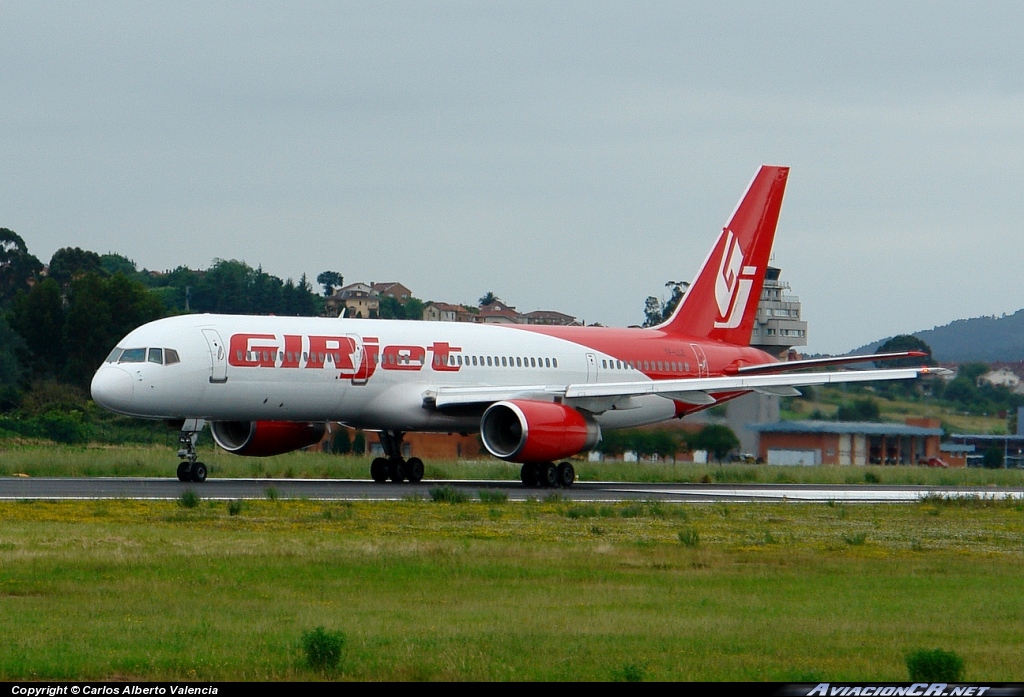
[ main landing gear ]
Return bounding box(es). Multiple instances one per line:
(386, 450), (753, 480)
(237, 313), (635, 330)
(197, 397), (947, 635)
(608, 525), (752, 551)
(366, 431), (574, 488)
(520, 461), (575, 488)
(370, 431), (424, 484)
(176, 418), (208, 483)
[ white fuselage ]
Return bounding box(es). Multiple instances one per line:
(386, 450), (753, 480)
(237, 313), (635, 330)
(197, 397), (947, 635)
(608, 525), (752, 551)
(91, 313), (681, 432)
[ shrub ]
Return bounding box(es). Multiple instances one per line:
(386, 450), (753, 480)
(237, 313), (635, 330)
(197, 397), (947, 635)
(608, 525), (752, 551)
(178, 490), (200, 509)
(612, 662), (647, 682)
(566, 504), (598, 519)
(265, 487), (279, 501)
(619, 503), (645, 518)
(478, 489), (508, 504)
(227, 499), (243, 516)
(906, 648), (964, 682)
(843, 532), (867, 546)
(430, 485), (468, 504)
(302, 626), (346, 671)
(864, 471), (881, 484)
(40, 410), (90, 445)
(677, 528), (700, 548)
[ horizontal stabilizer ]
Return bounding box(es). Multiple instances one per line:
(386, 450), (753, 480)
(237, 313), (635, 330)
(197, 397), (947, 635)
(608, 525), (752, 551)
(734, 351), (932, 375)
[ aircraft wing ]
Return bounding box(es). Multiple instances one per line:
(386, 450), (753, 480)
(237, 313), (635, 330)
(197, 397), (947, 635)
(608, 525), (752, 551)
(427, 366), (945, 413)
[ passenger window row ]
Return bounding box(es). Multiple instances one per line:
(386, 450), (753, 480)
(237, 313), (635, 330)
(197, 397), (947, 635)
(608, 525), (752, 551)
(447, 355), (558, 369)
(601, 358), (691, 373)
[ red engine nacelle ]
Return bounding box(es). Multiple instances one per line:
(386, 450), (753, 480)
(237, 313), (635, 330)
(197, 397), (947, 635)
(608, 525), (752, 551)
(210, 420), (327, 457)
(480, 400), (601, 463)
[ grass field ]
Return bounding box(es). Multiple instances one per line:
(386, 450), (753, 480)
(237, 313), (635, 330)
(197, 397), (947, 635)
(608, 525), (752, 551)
(3, 443), (1024, 486)
(1, 494), (1022, 681)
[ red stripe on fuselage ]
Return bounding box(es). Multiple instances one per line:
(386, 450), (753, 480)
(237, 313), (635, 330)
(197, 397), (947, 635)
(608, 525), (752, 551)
(508, 324), (778, 380)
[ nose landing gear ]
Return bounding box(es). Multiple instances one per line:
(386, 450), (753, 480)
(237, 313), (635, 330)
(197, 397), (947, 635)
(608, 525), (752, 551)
(176, 419), (208, 483)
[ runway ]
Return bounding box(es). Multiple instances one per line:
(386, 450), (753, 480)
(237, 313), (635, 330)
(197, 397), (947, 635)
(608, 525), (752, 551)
(1, 477), (1022, 503)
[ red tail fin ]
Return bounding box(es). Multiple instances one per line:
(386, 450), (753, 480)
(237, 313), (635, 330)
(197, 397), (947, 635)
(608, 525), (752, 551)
(659, 165), (789, 344)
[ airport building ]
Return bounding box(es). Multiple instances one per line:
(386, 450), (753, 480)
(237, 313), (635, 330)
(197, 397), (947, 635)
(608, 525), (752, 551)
(749, 266), (808, 355)
(947, 432), (1024, 468)
(725, 266), (808, 453)
(748, 418), (943, 466)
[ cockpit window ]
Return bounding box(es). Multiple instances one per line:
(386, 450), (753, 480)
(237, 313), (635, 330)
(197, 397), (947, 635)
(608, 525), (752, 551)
(119, 348), (146, 363)
(105, 348), (124, 363)
(148, 348), (163, 364)
(165, 349), (180, 365)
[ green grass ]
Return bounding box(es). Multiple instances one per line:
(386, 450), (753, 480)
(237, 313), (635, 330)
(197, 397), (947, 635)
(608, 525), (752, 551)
(782, 386), (1010, 435)
(2, 444), (1024, 487)
(0, 497), (1023, 681)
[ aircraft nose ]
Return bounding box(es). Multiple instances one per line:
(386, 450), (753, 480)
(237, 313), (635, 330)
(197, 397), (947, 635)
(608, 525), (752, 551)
(91, 366), (134, 413)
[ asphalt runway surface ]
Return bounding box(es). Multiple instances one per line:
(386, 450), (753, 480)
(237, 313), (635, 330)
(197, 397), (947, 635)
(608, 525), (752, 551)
(2, 477), (1023, 502)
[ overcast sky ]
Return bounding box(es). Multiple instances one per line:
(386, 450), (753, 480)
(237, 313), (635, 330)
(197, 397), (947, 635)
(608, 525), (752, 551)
(3, 1), (1023, 353)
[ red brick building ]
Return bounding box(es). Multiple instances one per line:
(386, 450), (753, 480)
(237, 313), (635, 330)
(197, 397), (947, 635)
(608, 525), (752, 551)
(750, 418), (943, 466)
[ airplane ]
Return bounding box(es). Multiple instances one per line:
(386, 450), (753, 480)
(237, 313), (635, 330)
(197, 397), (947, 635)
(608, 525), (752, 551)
(90, 165), (936, 486)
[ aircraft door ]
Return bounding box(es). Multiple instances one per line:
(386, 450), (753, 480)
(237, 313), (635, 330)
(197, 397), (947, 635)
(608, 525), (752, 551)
(689, 344), (709, 378)
(202, 329), (228, 384)
(585, 353), (598, 383)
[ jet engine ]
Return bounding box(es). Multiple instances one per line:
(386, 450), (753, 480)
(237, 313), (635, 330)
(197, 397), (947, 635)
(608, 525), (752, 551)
(210, 420), (327, 457)
(480, 400), (601, 463)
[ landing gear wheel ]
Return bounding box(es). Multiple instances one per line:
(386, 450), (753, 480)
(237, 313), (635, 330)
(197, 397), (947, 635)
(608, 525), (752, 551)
(190, 462), (207, 483)
(556, 462), (575, 488)
(406, 457), (424, 483)
(370, 457), (389, 483)
(177, 462), (192, 482)
(520, 462), (540, 488)
(539, 462), (558, 488)
(388, 458), (406, 483)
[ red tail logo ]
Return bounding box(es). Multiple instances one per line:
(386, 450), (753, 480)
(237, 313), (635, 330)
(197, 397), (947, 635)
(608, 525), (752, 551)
(713, 230), (758, 329)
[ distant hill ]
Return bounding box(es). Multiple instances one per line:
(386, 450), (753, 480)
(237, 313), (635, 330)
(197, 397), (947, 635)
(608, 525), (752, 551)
(853, 309), (1024, 363)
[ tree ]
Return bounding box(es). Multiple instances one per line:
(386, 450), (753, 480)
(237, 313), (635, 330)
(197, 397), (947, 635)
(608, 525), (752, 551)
(479, 291), (498, 307)
(642, 296), (663, 327)
(403, 297), (425, 321)
(690, 424), (739, 463)
(0, 315), (27, 410)
(9, 277), (65, 377)
(100, 253), (139, 278)
(48, 247), (104, 287)
(0, 228), (42, 307)
(62, 273), (164, 387)
(250, 266), (283, 315)
(877, 335), (936, 367)
(316, 271), (343, 297)
(192, 259), (253, 314)
(958, 362), (990, 383)
(641, 281), (689, 327)
(331, 428), (352, 455)
(943, 377), (979, 407)
(378, 295), (404, 319)
(835, 397), (881, 421)
(282, 274), (320, 316)
(661, 281), (688, 322)
(983, 445), (1004, 469)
